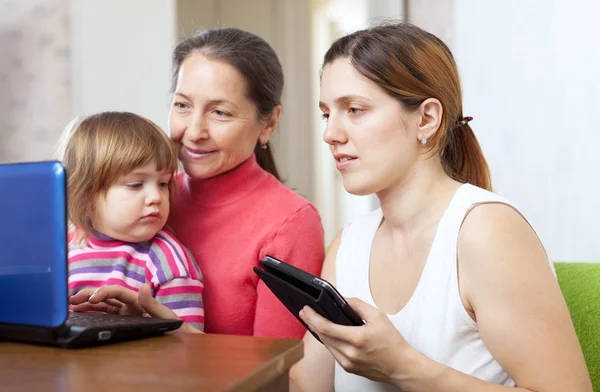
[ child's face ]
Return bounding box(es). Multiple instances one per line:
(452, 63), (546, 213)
(90, 161), (172, 242)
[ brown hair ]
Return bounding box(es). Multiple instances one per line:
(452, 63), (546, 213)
(323, 23), (491, 190)
(55, 111), (178, 240)
(172, 27), (282, 181)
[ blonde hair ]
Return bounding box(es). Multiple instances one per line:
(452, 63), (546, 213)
(55, 111), (178, 241)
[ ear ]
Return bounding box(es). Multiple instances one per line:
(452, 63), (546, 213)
(416, 98), (443, 143)
(258, 105), (282, 146)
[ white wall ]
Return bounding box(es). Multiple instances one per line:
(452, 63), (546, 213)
(453, 0), (600, 262)
(0, 0), (71, 163)
(311, 0), (405, 244)
(69, 0), (176, 131)
(70, 0), (315, 204)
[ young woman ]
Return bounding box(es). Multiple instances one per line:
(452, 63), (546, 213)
(291, 22), (592, 392)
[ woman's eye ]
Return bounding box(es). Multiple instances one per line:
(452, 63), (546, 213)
(349, 107), (364, 115)
(214, 109), (229, 117)
(174, 102), (189, 110)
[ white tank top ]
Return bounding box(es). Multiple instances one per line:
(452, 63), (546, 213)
(334, 184), (551, 391)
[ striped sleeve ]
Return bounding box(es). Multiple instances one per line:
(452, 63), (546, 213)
(148, 230), (205, 331)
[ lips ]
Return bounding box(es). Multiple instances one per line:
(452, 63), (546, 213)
(183, 146), (217, 159)
(332, 152), (358, 171)
(141, 212), (161, 221)
(333, 152), (358, 162)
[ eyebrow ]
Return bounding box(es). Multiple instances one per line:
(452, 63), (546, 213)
(174, 92), (238, 108)
(174, 92), (193, 101)
(319, 94), (369, 109)
(125, 170), (172, 177)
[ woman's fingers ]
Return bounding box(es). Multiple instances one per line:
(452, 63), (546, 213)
(138, 284), (179, 320)
(69, 288), (97, 305)
(70, 300), (142, 316)
(137, 284), (203, 334)
(321, 335), (355, 368)
(105, 298), (125, 308)
(69, 286), (137, 306)
(69, 303), (91, 312)
(87, 285), (139, 305)
(70, 302), (116, 314)
(69, 286), (142, 315)
(300, 306), (353, 341)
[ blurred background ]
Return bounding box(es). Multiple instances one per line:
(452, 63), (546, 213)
(1, 0), (599, 262)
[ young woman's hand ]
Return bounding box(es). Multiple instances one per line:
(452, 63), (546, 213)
(299, 298), (416, 386)
(69, 284), (202, 334)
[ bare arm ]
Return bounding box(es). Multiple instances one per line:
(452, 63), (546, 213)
(289, 231), (342, 392)
(296, 204), (592, 392)
(397, 203), (592, 391)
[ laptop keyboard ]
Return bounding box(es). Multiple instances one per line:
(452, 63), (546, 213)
(66, 312), (163, 327)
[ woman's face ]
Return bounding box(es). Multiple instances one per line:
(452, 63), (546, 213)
(319, 58), (423, 196)
(169, 53), (277, 180)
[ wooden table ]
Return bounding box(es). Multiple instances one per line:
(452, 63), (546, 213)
(0, 333), (303, 391)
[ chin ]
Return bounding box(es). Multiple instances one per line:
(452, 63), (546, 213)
(181, 161), (218, 180)
(131, 231), (159, 243)
(341, 176), (378, 196)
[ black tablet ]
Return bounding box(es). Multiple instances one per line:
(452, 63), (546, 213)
(253, 255), (363, 343)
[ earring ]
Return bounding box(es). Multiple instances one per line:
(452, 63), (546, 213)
(260, 143), (268, 150)
(420, 135), (427, 145)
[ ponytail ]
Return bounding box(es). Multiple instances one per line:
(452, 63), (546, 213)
(322, 23), (493, 191)
(254, 141), (282, 181)
(441, 123), (491, 191)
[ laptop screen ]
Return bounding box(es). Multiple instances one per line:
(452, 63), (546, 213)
(0, 161), (68, 327)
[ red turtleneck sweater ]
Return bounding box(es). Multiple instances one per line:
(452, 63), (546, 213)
(168, 155), (325, 339)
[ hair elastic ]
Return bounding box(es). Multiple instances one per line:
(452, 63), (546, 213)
(458, 116), (473, 126)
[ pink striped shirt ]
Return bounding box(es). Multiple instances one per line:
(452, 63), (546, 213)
(68, 228), (204, 330)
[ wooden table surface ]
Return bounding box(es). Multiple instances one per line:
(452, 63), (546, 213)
(0, 332), (303, 392)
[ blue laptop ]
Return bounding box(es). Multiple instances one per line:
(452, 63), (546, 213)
(0, 161), (182, 348)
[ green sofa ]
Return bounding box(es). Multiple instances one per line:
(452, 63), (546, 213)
(555, 262), (600, 391)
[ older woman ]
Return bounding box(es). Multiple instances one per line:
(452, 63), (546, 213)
(70, 28), (325, 339)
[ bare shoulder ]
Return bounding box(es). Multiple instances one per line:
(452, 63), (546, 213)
(457, 201), (555, 317)
(455, 204), (592, 391)
(458, 202), (549, 272)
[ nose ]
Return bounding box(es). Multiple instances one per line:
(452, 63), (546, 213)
(185, 111), (210, 142)
(322, 113), (348, 145)
(145, 185), (163, 206)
